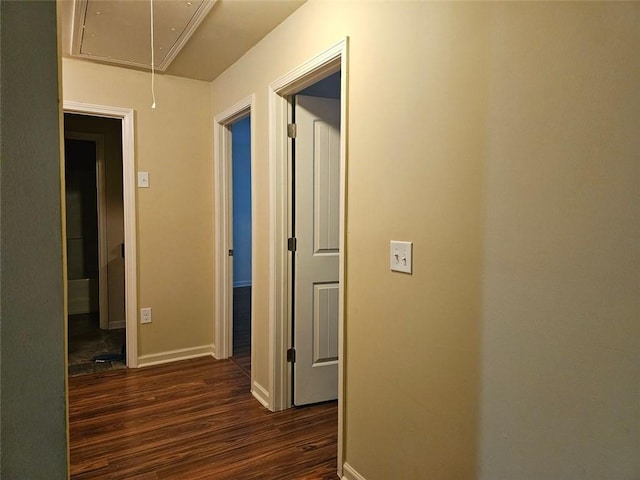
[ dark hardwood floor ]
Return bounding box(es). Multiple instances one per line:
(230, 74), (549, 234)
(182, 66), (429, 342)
(232, 286), (251, 376)
(68, 356), (338, 479)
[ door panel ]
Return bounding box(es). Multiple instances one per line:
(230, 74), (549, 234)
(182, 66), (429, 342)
(313, 119), (341, 254)
(294, 95), (340, 406)
(313, 282), (339, 364)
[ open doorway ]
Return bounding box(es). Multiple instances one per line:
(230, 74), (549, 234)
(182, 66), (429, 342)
(64, 113), (126, 376)
(268, 38), (348, 476)
(213, 95), (257, 394)
(230, 116), (252, 376)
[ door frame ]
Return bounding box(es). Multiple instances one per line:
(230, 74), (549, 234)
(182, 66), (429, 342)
(63, 102), (138, 367)
(64, 131), (108, 330)
(213, 95), (257, 392)
(268, 37), (348, 474)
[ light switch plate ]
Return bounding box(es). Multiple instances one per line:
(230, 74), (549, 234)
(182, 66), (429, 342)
(138, 171), (150, 188)
(390, 241), (413, 274)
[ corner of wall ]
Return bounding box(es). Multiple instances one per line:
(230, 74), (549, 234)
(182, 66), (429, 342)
(251, 381), (270, 409)
(342, 463), (367, 480)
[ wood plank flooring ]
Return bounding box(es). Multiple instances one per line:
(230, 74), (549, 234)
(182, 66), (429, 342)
(232, 286), (252, 376)
(69, 356), (338, 479)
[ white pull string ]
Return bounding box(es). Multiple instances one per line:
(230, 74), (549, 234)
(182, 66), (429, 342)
(150, 0), (157, 109)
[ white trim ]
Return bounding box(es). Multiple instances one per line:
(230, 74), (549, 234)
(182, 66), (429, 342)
(63, 101), (138, 368)
(336, 45), (349, 476)
(268, 37), (348, 476)
(213, 95), (254, 125)
(251, 381), (270, 409)
(269, 41), (343, 96)
(267, 84), (290, 412)
(64, 131), (108, 330)
(213, 94), (253, 360)
(213, 117), (233, 360)
(342, 463), (367, 480)
(154, 0), (217, 71)
(213, 95), (257, 394)
(70, 0), (84, 60)
(137, 344), (215, 368)
(71, 0), (216, 72)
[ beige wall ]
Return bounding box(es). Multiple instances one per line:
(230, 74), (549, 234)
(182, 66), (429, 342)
(211, 1), (639, 479)
(63, 58), (214, 357)
(480, 3), (640, 478)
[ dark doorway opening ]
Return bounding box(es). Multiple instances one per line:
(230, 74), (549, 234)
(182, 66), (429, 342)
(65, 114), (126, 376)
(230, 116), (252, 376)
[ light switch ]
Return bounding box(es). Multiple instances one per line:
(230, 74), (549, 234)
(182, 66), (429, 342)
(390, 241), (413, 274)
(138, 171), (150, 188)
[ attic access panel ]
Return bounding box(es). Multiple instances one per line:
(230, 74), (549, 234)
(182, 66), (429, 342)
(71, 0), (215, 71)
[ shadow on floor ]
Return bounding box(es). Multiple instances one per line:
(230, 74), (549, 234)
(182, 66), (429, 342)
(68, 313), (126, 377)
(231, 286), (251, 376)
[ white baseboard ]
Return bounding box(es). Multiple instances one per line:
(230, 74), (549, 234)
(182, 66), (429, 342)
(108, 320), (125, 330)
(137, 344), (215, 368)
(342, 463), (367, 480)
(251, 380), (270, 409)
(233, 280), (252, 288)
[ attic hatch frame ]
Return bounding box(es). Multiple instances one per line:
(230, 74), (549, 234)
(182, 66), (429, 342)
(268, 37), (348, 477)
(63, 101), (138, 368)
(70, 0), (216, 72)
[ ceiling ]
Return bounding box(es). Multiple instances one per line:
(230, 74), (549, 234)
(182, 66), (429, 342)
(58, 0), (307, 82)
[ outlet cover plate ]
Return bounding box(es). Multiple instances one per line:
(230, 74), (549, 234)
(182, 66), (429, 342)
(138, 171), (149, 188)
(140, 307), (152, 324)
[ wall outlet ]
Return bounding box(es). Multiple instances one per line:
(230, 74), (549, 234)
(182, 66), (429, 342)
(138, 171), (150, 188)
(140, 307), (152, 324)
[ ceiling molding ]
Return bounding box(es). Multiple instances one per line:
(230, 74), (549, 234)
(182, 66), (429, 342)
(70, 0), (85, 60)
(70, 0), (216, 72)
(61, 0), (308, 82)
(156, 0), (216, 71)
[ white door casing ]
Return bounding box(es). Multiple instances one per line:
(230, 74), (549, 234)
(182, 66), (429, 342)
(268, 37), (348, 477)
(214, 95), (252, 360)
(213, 95), (263, 405)
(63, 101), (138, 367)
(293, 95), (341, 406)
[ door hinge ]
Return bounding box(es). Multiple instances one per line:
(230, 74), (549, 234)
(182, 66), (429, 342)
(287, 237), (297, 252)
(287, 348), (296, 363)
(228, 249), (234, 257)
(121, 243), (125, 258)
(287, 123), (297, 138)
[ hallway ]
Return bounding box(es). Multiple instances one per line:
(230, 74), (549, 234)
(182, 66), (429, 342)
(68, 356), (338, 479)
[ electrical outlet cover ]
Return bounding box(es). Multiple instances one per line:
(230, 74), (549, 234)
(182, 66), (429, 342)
(140, 307), (152, 324)
(138, 171), (150, 188)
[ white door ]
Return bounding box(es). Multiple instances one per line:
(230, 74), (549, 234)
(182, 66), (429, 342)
(293, 95), (341, 406)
